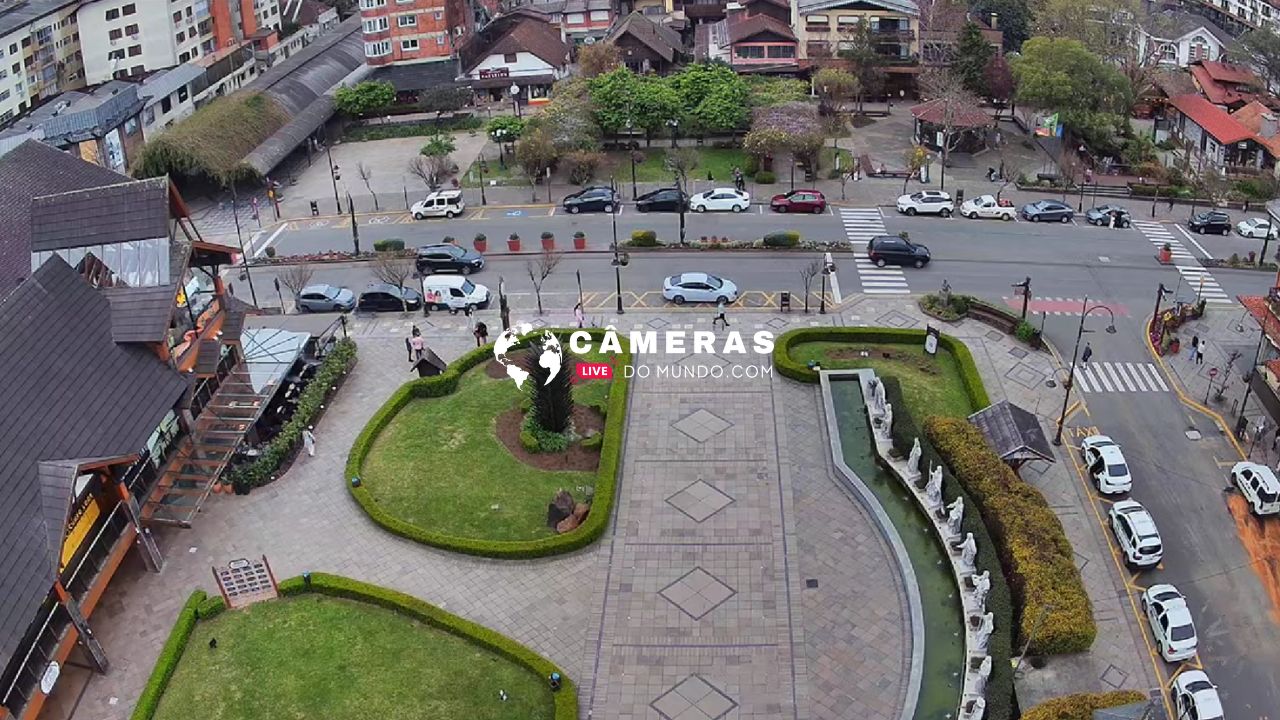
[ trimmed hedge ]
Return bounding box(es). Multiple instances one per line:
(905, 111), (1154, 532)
(628, 229), (659, 247)
(346, 328), (630, 558)
(773, 327), (990, 411)
(763, 230), (800, 247)
(880, 377), (1014, 720)
(1020, 691), (1147, 720)
(925, 416), (1096, 655)
(130, 590), (206, 720)
(373, 239), (406, 252)
(130, 575), (576, 720)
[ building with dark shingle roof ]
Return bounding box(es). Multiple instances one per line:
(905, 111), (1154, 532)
(606, 12), (686, 75)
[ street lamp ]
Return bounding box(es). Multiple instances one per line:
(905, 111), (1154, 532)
(325, 143), (341, 214)
(1012, 276), (1031, 320)
(609, 185), (630, 315)
(494, 128), (508, 169)
(1151, 282), (1172, 335)
(477, 156), (487, 206)
(1053, 297), (1117, 445)
(667, 118), (678, 149)
(510, 83), (521, 118)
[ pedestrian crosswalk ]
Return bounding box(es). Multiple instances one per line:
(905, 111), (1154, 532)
(840, 207), (911, 295)
(1072, 361), (1170, 393)
(1132, 221), (1233, 305)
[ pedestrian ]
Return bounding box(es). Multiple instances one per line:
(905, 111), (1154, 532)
(473, 321), (489, 347)
(409, 326), (425, 361)
(713, 298), (730, 329)
(1168, 196), (1175, 212)
(1195, 341), (1206, 365)
(1081, 343), (1093, 363)
(1190, 335), (1199, 360)
(302, 427), (316, 457)
(1271, 425), (1280, 451)
(574, 302), (585, 329)
(404, 336), (414, 362)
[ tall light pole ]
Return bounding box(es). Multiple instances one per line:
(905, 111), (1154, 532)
(347, 193), (361, 256)
(326, 143), (341, 214)
(667, 118), (678, 149)
(477, 156), (487, 206)
(494, 128), (507, 169)
(610, 197), (629, 315)
(510, 83), (521, 118)
(1053, 297), (1117, 445)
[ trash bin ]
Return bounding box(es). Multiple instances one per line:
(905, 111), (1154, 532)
(780, 291), (791, 312)
(310, 200), (319, 216)
(955, 189), (964, 205)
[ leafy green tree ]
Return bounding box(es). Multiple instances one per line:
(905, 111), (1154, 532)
(418, 86), (468, 117)
(632, 76), (683, 136)
(746, 77), (810, 106)
(834, 24), (886, 111)
(1032, 0), (1170, 99)
(486, 115), (526, 142)
(1242, 28), (1280, 92)
(968, 0), (1032, 52)
(536, 91), (602, 152)
(515, 126), (558, 201)
(813, 67), (859, 115)
(420, 133), (456, 157)
(952, 22), (994, 97)
(668, 62), (741, 107)
(589, 67), (639, 134)
(1012, 37), (1131, 120)
(665, 64), (749, 133)
(333, 80), (395, 116)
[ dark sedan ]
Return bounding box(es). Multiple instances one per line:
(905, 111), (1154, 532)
(1085, 204), (1131, 227)
(1021, 199), (1074, 223)
(635, 187), (688, 212)
(562, 186), (619, 213)
(1188, 210), (1232, 235)
(357, 283), (423, 312)
(415, 243), (485, 275)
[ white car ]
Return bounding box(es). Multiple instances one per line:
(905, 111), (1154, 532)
(1109, 499), (1163, 568)
(896, 190), (954, 217)
(689, 188), (750, 213)
(1080, 435), (1132, 494)
(1141, 584), (1198, 662)
(1230, 461), (1280, 516)
(662, 272), (739, 304)
(1236, 217), (1273, 238)
(410, 189), (465, 219)
(958, 194), (1015, 220)
(1173, 671), (1224, 720)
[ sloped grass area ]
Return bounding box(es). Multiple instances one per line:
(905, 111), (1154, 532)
(787, 340), (976, 419)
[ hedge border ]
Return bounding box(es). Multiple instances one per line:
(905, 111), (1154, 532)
(773, 327), (991, 411)
(129, 574), (575, 720)
(1020, 690), (1147, 720)
(346, 328), (631, 558)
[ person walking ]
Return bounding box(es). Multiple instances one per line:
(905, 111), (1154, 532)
(1167, 196), (1175, 212)
(574, 302), (585, 329)
(1195, 340), (1206, 365)
(473, 321), (489, 347)
(409, 327), (425, 361)
(302, 427), (316, 457)
(1190, 335), (1199, 360)
(1081, 343), (1093, 363)
(712, 298), (729, 330)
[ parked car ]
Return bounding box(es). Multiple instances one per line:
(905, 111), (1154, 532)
(415, 243), (484, 275)
(1109, 499), (1163, 568)
(689, 187), (750, 213)
(1141, 584), (1198, 662)
(1080, 435), (1132, 494)
(635, 187), (688, 213)
(562, 186), (619, 213)
(357, 282), (423, 312)
(1230, 461), (1280, 516)
(1188, 210), (1232, 235)
(867, 235), (931, 268)
(1084, 204), (1131, 227)
(410, 189), (465, 219)
(1172, 671), (1224, 720)
(662, 272), (739, 304)
(1021, 199), (1074, 223)
(420, 274), (491, 312)
(959, 194), (1015, 220)
(296, 284), (355, 313)
(896, 190), (953, 217)
(770, 189), (827, 213)
(1236, 216), (1274, 238)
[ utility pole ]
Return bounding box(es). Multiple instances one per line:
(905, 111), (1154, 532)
(326, 142), (341, 214)
(1012, 276), (1031, 320)
(347, 194), (361, 256)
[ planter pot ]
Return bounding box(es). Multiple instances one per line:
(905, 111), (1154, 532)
(573, 236), (587, 250)
(1159, 247), (1172, 262)
(507, 239), (521, 252)
(475, 239), (488, 253)
(541, 237), (556, 251)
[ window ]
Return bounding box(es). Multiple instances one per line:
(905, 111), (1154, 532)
(176, 31), (185, 42)
(566, 12), (584, 22)
(734, 45), (765, 58)
(364, 40), (391, 56)
(401, 38), (419, 51)
(0, 90), (8, 102)
(108, 49), (125, 60)
(397, 14), (416, 26)
(11, 63), (18, 74)
(106, 8), (119, 19)
(767, 45), (794, 58)
(589, 9), (608, 20)
(177, 84), (188, 102)
(128, 44), (142, 56)
(0, 68), (5, 80)
(122, 3), (136, 14)
(178, 50), (189, 62)
(173, 10), (181, 21)
(503, 52), (517, 62)
(434, 10), (443, 19)
(363, 16), (389, 32)
(805, 13), (828, 25)
(1160, 42), (1177, 61)
(437, 34), (445, 44)
(161, 95), (172, 112)
(110, 28), (123, 40)
(144, 106), (155, 124)
(837, 14), (859, 23)
(359, 0), (386, 8)
(125, 23), (138, 34)
(8, 43), (16, 54)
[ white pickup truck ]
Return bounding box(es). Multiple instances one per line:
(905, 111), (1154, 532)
(959, 194), (1016, 221)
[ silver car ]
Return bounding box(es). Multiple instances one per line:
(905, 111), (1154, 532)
(662, 272), (740, 305)
(296, 284), (355, 313)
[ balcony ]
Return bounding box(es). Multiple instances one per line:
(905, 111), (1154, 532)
(870, 26), (915, 40)
(805, 22), (830, 33)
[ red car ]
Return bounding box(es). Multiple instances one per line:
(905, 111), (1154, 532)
(770, 189), (827, 213)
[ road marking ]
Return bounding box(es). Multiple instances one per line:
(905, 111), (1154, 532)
(1134, 221), (1233, 305)
(1074, 362), (1169, 393)
(253, 224), (288, 258)
(1175, 225), (1214, 259)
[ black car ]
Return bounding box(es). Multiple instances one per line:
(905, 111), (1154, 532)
(357, 283), (423, 312)
(1188, 210), (1232, 235)
(635, 187), (687, 212)
(868, 235), (931, 268)
(1021, 199), (1074, 223)
(1084, 204), (1131, 227)
(415, 243), (485, 275)
(562, 186), (619, 213)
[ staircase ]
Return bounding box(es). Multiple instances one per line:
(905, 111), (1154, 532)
(144, 368), (264, 527)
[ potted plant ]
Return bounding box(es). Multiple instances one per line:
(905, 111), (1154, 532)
(508, 232), (521, 252)
(541, 231), (555, 250)
(1159, 242), (1172, 263)
(474, 233), (488, 253)
(573, 231), (587, 250)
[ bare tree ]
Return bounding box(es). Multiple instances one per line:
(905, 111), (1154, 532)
(919, 68), (982, 192)
(408, 155), (451, 189)
(799, 259), (821, 314)
(370, 252), (416, 311)
(526, 250), (563, 315)
(357, 162), (379, 211)
(277, 263), (315, 312)
(916, 0), (968, 66)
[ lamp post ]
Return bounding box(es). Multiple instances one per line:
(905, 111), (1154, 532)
(1053, 297), (1117, 445)
(610, 196), (629, 315)
(1012, 276), (1031, 320)
(667, 118), (678, 149)
(477, 156), (487, 206)
(325, 143), (341, 214)
(347, 193), (361, 256)
(1234, 319), (1269, 433)
(510, 83), (521, 118)
(1152, 282), (1171, 336)
(675, 170), (687, 246)
(494, 128), (508, 169)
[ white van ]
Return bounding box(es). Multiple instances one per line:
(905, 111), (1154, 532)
(411, 189), (465, 219)
(1230, 462), (1280, 516)
(421, 274), (491, 312)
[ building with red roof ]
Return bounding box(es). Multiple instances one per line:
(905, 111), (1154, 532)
(1167, 93), (1270, 171)
(1188, 59), (1271, 109)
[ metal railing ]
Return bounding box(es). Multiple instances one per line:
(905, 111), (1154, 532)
(1, 603), (71, 718)
(63, 504), (130, 604)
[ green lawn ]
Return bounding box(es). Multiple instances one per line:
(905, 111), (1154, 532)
(153, 595), (552, 720)
(818, 146), (855, 177)
(468, 154), (529, 187)
(360, 356), (610, 541)
(788, 341), (976, 418)
(610, 147), (750, 184)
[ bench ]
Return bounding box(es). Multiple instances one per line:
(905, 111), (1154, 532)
(967, 300), (1043, 349)
(1035, 172), (1060, 183)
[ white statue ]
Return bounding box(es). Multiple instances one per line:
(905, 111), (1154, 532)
(946, 496), (964, 535)
(962, 697), (986, 720)
(878, 402), (894, 438)
(973, 655), (992, 697)
(925, 465), (943, 506)
(973, 612), (994, 654)
(908, 438), (922, 474)
(958, 533), (977, 570)
(971, 571), (991, 611)
(873, 378), (887, 412)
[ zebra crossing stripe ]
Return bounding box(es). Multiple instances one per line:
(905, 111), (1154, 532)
(1074, 362), (1170, 393)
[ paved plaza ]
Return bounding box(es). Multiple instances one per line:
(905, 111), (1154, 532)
(45, 299), (1156, 720)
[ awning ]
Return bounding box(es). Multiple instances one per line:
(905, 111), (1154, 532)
(241, 327), (309, 393)
(472, 73), (557, 89)
(243, 311), (344, 341)
(967, 400), (1055, 467)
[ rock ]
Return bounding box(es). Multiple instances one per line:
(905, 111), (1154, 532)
(572, 503), (590, 522)
(546, 489), (575, 528)
(556, 514), (582, 533)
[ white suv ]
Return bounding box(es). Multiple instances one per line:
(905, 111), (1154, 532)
(896, 190), (953, 217)
(411, 189), (465, 219)
(1230, 461), (1280, 516)
(1080, 435), (1132, 494)
(1109, 500), (1163, 568)
(1141, 584), (1197, 662)
(1173, 671), (1224, 720)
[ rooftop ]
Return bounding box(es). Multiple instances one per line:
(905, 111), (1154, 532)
(967, 400), (1054, 466)
(726, 12), (796, 43)
(0, 0), (78, 39)
(910, 98), (994, 128)
(461, 8), (571, 73)
(607, 11), (684, 62)
(0, 81), (145, 147)
(1168, 93), (1255, 144)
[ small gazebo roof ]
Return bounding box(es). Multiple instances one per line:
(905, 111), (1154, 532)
(910, 99), (994, 129)
(967, 400), (1055, 465)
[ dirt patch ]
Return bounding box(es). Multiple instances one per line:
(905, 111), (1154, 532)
(825, 347), (942, 374)
(495, 405), (604, 472)
(485, 359), (509, 379)
(1227, 493), (1280, 624)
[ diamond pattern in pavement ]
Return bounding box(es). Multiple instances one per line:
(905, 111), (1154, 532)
(659, 567), (737, 620)
(666, 479), (735, 522)
(651, 675), (738, 720)
(671, 408), (733, 442)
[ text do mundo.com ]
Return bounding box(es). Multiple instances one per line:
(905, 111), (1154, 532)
(567, 329), (775, 381)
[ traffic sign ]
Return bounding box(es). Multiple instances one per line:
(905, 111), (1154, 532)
(1208, 367), (1219, 379)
